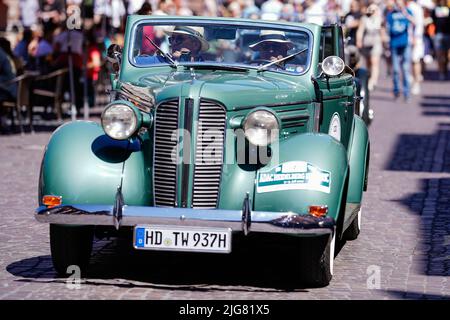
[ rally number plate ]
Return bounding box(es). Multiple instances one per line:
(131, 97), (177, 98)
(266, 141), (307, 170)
(133, 225), (232, 253)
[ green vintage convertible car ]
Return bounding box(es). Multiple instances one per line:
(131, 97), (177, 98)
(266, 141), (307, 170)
(35, 16), (370, 287)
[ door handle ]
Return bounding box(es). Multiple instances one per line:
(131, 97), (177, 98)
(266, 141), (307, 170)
(339, 101), (353, 107)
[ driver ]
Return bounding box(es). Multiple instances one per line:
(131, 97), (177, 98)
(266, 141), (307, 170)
(165, 26), (210, 62)
(136, 25), (210, 64)
(249, 30), (294, 67)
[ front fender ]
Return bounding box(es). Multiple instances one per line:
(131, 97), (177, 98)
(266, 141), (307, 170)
(39, 121), (152, 206)
(254, 133), (348, 221)
(347, 115), (369, 204)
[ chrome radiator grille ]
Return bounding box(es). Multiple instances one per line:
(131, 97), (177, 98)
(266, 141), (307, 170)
(192, 100), (226, 208)
(153, 100), (179, 207)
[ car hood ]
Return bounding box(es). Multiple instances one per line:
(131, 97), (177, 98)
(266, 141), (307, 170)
(131, 70), (313, 111)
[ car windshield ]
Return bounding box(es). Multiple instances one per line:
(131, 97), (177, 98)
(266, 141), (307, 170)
(131, 22), (310, 75)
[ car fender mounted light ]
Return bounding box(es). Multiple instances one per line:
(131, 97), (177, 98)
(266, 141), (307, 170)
(321, 56), (345, 77)
(308, 205), (328, 218)
(101, 100), (142, 140)
(42, 195), (62, 208)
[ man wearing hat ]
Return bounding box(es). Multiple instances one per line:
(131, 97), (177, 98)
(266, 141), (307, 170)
(249, 30), (294, 68)
(135, 25), (209, 64)
(165, 26), (210, 62)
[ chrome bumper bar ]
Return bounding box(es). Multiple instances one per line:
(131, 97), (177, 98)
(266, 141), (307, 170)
(35, 205), (335, 235)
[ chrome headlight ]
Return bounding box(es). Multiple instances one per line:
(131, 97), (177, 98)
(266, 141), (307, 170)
(243, 109), (280, 146)
(322, 55), (345, 77)
(101, 102), (139, 140)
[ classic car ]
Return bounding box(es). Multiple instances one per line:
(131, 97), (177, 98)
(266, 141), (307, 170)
(35, 16), (370, 287)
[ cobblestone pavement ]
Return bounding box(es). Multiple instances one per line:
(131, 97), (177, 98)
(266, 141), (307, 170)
(0, 69), (449, 300)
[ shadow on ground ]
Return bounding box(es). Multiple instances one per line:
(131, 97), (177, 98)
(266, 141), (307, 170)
(384, 289), (450, 300)
(394, 178), (450, 277)
(7, 233), (343, 292)
(421, 95), (450, 117)
(385, 122), (450, 172)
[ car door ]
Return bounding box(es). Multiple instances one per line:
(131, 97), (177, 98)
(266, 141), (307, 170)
(318, 26), (354, 150)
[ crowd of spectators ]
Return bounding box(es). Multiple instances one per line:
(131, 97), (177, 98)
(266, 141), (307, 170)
(0, 0), (449, 129)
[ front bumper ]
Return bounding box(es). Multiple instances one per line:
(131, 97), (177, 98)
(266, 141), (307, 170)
(35, 205), (335, 235)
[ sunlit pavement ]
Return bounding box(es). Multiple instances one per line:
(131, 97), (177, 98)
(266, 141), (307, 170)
(0, 66), (449, 299)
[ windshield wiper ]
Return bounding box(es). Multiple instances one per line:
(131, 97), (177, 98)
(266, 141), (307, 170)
(257, 48), (308, 72)
(185, 64), (248, 72)
(144, 35), (177, 68)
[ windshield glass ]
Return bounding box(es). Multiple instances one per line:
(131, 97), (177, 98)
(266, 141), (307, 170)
(131, 22), (310, 75)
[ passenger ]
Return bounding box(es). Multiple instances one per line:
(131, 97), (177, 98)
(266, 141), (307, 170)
(249, 30), (294, 68)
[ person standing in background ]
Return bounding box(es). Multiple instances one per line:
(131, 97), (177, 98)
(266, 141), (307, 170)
(19, 0), (39, 30)
(357, 3), (383, 90)
(385, 0), (415, 101)
(431, 0), (450, 80)
(344, 0), (362, 46)
(407, 0), (425, 94)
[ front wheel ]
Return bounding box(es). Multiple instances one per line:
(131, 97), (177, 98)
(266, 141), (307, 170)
(297, 233), (336, 287)
(50, 224), (94, 277)
(344, 208), (362, 240)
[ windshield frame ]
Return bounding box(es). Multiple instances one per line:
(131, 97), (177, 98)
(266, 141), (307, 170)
(127, 17), (314, 76)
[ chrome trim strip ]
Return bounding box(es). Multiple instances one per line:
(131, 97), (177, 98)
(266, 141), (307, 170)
(35, 205), (334, 235)
(128, 18), (314, 77)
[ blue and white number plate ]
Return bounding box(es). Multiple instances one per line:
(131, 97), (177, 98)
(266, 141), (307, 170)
(134, 225), (232, 253)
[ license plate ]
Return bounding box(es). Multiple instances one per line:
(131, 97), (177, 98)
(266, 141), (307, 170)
(133, 225), (232, 253)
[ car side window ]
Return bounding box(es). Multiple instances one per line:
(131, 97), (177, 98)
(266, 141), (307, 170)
(337, 27), (345, 59)
(319, 27), (334, 62)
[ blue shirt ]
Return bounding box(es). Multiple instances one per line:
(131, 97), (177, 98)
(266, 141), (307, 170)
(386, 9), (412, 48)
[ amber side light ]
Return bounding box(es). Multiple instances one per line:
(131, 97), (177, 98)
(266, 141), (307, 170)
(42, 195), (62, 208)
(308, 205), (328, 218)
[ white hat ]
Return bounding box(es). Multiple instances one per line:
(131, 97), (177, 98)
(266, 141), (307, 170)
(165, 26), (210, 52)
(249, 30), (294, 51)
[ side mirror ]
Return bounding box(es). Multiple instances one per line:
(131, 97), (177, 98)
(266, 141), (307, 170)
(107, 44), (122, 73)
(321, 56), (345, 77)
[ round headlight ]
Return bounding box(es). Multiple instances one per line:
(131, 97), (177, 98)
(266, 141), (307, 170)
(243, 110), (279, 146)
(101, 103), (138, 140)
(322, 56), (345, 77)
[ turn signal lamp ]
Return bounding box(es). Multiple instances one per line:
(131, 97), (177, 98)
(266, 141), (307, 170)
(43, 195), (62, 208)
(308, 205), (328, 218)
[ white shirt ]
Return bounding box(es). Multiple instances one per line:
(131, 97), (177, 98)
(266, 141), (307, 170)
(19, 0), (39, 27)
(304, 2), (325, 25)
(408, 1), (425, 38)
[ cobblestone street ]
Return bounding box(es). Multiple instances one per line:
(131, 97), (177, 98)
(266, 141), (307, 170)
(0, 69), (449, 300)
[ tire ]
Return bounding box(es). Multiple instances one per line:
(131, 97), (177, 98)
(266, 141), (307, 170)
(297, 233), (336, 288)
(50, 224), (94, 277)
(344, 208), (362, 241)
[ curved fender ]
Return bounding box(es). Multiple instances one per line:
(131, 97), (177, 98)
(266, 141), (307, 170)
(39, 121), (152, 206)
(347, 115), (369, 204)
(254, 133), (348, 221)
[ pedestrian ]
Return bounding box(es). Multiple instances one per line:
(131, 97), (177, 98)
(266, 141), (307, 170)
(357, 3), (383, 91)
(344, 0), (362, 46)
(431, 0), (450, 80)
(0, 41), (17, 133)
(407, 0), (425, 94)
(13, 28), (33, 69)
(385, 0), (416, 100)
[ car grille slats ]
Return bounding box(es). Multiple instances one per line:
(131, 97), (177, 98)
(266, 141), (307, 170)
(153, 99), (225, 209)
(153, 100), (179, 207)
(192, 100), (226, 209)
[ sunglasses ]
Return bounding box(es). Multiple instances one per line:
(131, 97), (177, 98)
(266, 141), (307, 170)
(169, 35), (191, 45)
(260, 43), (288, 52)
